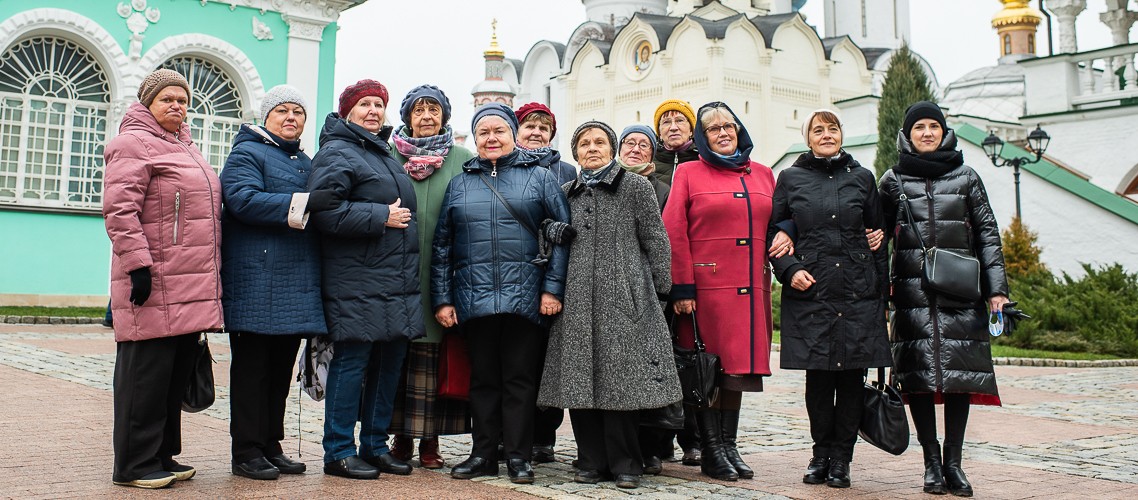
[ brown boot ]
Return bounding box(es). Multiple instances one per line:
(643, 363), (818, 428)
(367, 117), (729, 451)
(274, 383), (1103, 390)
(390, 435), (413, 462)
(419, 437), (445, 469)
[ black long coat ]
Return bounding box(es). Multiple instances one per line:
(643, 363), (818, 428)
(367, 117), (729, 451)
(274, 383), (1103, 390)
(878, 131), (1008, 404)
(770, 152), (891, 371)
(307, 113), (424, 343)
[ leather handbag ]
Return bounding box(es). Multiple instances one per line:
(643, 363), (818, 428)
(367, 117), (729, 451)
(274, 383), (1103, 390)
(899, 193), (982, 302)
(672, 311), (720, 408)
(437, 331), (470, 400)
(859, 367), (909, 455)
(640, 400), (685, 430)
(182, 333), (215, 413)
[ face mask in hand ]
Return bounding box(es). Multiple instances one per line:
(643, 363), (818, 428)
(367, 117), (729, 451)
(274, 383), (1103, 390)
(988, 311), (1004, 337)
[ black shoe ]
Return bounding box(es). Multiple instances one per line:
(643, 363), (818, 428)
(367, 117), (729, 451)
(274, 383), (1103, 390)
(323, 456), (379, 480)
(695, 409), (739, 481)
(826, 460), (851, 488)
(681, 447), (701, 466)
(266, 454), (306, 474)
(161, 458), (196, 481)
(922, 443), (947, 495)
(112, 471), (176, 489)
(101, 319), (114, 328)
(574, 469), (603, 484)
(364, 452), (412, 476)
(614, 473), (641, 489)
(233, 456), (280, 480)
(451, 456), (498, 480)
(643, 455), (662, 475)
(942, 445), (973, 497)
(803, 457), (830, 484)
(532, 444), (555, 464)
(506, 459), (534, 484)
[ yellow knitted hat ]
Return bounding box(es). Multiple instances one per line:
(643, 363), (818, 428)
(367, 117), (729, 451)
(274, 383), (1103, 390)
(652, 99), (697, 136)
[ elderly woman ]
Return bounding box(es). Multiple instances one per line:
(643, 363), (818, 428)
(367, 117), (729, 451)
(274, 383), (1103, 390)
(307, 79), (424, 480)
(879, 102), (1009, 497)
(617, 125), (669, 210)
(652, 99), (700, 186)
(431, 103), (571, 484)
(221, 85), (335, 480)
(663, 101), (793, 482)
(103, 69), (223, 489)
(538, 121), (681, 490)
(387, 84), (473, 469)
(768, 109), (891, 489)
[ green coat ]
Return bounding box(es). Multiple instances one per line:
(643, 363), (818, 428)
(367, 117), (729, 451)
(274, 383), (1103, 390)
(391, 144), (474, 342)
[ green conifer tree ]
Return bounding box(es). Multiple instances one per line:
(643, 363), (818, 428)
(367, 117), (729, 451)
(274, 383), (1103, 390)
(874, 44), (936, 178)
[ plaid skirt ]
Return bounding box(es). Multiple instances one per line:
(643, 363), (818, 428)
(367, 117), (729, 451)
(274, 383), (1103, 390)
(390, 342), (471, 437)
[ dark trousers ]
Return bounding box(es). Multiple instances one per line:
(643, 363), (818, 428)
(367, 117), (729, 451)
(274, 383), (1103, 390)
(571, 409), (643, 475)
(229, 332), (302, 463)
(465, 314), (544, 461)
(909, 392), (971, 448)
(112, 333), (199, 482)
(804, 369), (865, 462)
(322, 338), (408, 462)
(534, 329), (564, 447)
(641, 409), (699, 458)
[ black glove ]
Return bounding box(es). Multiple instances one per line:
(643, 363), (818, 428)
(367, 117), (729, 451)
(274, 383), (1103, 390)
(128, 267), (152, 306)
(307, 189), (341, 212)
(1001, 301), (1031, 336)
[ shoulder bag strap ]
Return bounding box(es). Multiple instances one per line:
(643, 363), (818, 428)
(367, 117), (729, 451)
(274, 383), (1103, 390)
(898, 192), (928, 253)
(478, 172), (540, 240)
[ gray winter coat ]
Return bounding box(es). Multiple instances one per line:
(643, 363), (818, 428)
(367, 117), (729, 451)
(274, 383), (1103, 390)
(538, 165), (682, 411)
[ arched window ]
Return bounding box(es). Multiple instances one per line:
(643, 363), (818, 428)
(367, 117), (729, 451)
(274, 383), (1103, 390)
(0, 37), (110, 210)
(159, 56), (243, 172)
(1003, 34), (1012, 56)
(1028, 34), (1035, 55)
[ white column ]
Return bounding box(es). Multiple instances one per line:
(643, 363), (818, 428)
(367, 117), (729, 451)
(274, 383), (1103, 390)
(282, 14), (328, 152)
(1046, 0), (1086, 53)
(1101, 1), (1138, 46)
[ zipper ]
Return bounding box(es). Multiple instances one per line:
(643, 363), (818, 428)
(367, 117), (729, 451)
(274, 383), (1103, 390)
(925, 178), (942, 392)
(693, 263), (717, 273)
(491, 165), (497, 177)
(173, 191), (181, 244)
(490, 174), (500, 312)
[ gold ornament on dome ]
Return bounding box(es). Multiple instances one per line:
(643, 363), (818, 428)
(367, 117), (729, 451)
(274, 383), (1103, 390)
(484, 18), (505, 58)
(991, 0), (1043, 28)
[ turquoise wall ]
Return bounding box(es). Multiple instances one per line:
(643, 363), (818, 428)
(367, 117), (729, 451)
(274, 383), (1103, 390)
(0, 211), (110, 296)
(318, 22), (338, 122)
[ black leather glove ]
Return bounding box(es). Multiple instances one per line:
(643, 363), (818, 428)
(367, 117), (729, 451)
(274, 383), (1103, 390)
(128, 267), (152, 306)
(307, 189), (341, 212)
(1002, 301), (1031, 336)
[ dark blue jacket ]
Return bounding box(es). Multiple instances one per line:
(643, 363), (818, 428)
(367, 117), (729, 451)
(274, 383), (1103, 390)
(431, 149), (571, 326)
(531, 148), (578, 185)
(220, 124), (326, 336)
(307, 113), (424, 343)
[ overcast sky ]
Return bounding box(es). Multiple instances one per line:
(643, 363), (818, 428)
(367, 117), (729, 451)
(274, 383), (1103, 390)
(333, 0), (1121, 134)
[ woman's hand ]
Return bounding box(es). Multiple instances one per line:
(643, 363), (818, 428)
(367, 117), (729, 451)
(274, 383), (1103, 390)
(769, 230), (794, 258)
(790, 269), (816, 291)
(540, 293), (562, 316)
(385, 197), (412, 228)
(435, 305), (457, 328)
(988, 294), (1010, 313)
(866, 228), (885, 251)
(673, 299), (696, 315)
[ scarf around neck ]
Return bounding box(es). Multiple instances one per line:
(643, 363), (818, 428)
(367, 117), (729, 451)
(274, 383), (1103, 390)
(393, 125), (454, 180)
(617, 156), (655, 176)
(581, 161), (616, 187)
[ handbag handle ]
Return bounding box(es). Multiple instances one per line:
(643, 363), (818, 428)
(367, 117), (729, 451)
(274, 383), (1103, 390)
(669, 310), (707, 352)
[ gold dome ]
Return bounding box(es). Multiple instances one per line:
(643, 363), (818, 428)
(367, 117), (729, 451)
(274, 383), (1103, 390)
(484, 18), (505, 58)
(992, 0), (1043, 28)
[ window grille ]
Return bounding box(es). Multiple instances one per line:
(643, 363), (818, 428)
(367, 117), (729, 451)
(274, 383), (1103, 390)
(159, 56), (244, 173)
(0, 37), (110, 210)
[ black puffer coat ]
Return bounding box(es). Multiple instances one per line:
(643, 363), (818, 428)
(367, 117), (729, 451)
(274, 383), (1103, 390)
(431, 149), (571, 327)
(878, 130), (1008, 404)
(307, 113), (424, 343)
(651, 144), (698, 186)
(770, 152), (891, 371)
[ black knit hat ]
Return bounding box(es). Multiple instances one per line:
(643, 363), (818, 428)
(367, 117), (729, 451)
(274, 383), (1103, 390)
(570, 120), (617, 161)
(902, 101), (947, 140)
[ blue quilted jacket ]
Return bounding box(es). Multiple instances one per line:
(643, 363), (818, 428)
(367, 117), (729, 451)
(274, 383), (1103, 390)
(220, 124), (327, 336)
(431, 149), (571, 326)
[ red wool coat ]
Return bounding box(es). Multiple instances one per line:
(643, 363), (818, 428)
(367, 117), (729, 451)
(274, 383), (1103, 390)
(663, 158), (775, 375)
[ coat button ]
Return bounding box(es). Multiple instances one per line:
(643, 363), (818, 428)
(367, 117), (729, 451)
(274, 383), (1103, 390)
(584, 223), (590, 229)
(838, 312), (843, 317)
(831, 214), (836, 219)
(835, 263), (840, 267)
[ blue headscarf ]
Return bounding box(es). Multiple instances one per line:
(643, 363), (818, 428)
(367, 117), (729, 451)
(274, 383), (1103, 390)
(692, 101), (754, 171)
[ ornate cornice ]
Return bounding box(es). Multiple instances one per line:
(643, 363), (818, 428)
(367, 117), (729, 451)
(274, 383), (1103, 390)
(196, 0), (359, 23)
(281, 14), (327, 41)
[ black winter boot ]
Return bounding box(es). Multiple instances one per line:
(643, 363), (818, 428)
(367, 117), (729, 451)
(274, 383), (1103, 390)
(695, 409), (738, 481)
(719, 410), (754, 479)
(942, 445), (973, 497)
(922, 443), (947, 495)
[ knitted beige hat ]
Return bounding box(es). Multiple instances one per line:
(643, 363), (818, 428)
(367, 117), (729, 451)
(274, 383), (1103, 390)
(137, 69), (191, 106)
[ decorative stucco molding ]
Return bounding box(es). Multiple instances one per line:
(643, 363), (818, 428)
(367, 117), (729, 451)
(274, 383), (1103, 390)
(199, 0), (355, 23)
(281, 14), (326, 42)
(252, 16), (274, 40)
(140, 33), (266, 121)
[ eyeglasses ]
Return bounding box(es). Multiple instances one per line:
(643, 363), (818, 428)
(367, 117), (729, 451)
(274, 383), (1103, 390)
(659, 118), (689, 128)
(705, 123), (737, 136)
(621, 140), (652, 151)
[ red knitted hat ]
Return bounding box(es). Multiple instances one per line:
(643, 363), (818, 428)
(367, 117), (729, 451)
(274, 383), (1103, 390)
(515, 102), (557, 138)
(338, 79), (389, 118)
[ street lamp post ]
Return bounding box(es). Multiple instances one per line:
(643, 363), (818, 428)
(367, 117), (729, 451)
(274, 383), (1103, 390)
(981, 125), (1051, 220)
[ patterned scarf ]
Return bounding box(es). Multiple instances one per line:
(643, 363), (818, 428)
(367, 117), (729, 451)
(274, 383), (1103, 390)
(580, 161), (616, 187)
(392, 125), (453, 181)
(617, 156), (656, 176)
(517, 144), (554, 158)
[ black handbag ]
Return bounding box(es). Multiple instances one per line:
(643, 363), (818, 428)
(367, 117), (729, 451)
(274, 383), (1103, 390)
(899, 193), (982, 302)
(640, 400), (685, 430)
(672, 311), (720, 408)
(859, 367), (909, 455)
(182, 333), (215, 413)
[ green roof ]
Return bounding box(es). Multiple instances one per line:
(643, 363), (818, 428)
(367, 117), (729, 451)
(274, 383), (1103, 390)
(955, 123), (1138, 226)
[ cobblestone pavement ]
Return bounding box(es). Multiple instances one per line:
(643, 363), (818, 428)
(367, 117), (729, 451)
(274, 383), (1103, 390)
(1, 324), (1135, 499)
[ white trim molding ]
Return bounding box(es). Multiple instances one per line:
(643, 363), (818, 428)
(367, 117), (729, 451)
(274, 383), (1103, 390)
(140, 33), (266, 122)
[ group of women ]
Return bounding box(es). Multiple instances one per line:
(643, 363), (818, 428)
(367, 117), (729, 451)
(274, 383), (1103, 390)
(103, 68), (1009, 497)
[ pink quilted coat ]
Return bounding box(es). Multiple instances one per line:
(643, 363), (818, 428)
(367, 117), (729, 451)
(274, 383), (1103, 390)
(103, 102), (224, 342)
